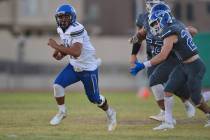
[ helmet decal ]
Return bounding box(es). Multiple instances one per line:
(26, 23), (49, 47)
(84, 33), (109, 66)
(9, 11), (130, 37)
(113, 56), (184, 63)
(149, 3), (172, 35)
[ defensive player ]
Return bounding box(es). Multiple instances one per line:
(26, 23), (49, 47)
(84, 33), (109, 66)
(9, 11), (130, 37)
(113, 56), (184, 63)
(131, 3), (210, 130)
(130, 0), (196, 121)
(47, 4), (117, 131)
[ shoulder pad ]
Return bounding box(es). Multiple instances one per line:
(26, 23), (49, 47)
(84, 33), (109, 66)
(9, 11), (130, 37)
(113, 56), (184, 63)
(161, 23), (179, 39)
(57, 27), (64, 34)
(66, 22), (85, 37)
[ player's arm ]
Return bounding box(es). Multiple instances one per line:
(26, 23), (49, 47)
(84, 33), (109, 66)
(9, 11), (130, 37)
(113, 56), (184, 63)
(130, 27), (146, 67)
(187, 26), (198, 37)
(130, 34), (178, 76)
(149, 35), (178, 66)
(129, 13), (147, 67)
(48, 38), (82, 58)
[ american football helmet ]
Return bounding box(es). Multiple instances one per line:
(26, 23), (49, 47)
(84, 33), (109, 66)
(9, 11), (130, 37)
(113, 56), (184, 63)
(150, 2), (171, 14)
(55, 4), (77, 30)
(149, 3), (173, 35)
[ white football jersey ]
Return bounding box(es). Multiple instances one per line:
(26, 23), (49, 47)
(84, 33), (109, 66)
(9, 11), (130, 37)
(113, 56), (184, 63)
(57, 22), (100, 71)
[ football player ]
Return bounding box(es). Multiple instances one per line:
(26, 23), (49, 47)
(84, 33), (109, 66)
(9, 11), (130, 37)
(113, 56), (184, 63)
(47, 4), (117, 131)
(131, 3), (210, 130)
(129, 0), (196, 122)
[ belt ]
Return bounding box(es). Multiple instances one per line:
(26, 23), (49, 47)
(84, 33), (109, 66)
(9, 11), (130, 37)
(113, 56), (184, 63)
(73, 67), (83, 72)
(183, 54), (199, 64)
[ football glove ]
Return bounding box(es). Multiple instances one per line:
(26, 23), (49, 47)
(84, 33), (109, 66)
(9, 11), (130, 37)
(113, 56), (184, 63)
(130, 61), (145, 76)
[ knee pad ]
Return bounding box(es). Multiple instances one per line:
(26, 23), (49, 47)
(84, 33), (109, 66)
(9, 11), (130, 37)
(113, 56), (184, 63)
(151, 84), (164, 101)
(53, 84), (65, 97)
(97, 95), (106, 106)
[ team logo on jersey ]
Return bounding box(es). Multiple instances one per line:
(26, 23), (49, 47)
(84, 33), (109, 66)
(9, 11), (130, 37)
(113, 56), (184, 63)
(152, 46), (161, 55)
(63, 38), (70, 47)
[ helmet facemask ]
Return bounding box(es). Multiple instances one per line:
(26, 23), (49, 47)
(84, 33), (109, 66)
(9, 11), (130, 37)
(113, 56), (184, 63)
(55, 13), (72, 31)
(150, 20), (162, 36)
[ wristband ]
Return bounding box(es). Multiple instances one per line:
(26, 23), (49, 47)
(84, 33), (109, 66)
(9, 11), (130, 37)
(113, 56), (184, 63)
(143, 61), (152, 68)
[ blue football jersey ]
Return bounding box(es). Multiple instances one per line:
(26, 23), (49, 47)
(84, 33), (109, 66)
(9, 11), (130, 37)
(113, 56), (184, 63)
(138, 12), (163, 58)
(160, 20), (198, 61)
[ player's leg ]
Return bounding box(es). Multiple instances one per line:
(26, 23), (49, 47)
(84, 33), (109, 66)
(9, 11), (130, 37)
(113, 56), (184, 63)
(175, 85), (196, 118)
(50, 64), (79, 125)
(150, 84), (165, 121)
(149, 57), (178, 121)
(186, 59), (210, 127)
(79, 69), (117, 131)
(188, 78), (210, 127)
(150, 56), (195, 119)
(154, 65), (186, 130)
(147, 65), (165, 121)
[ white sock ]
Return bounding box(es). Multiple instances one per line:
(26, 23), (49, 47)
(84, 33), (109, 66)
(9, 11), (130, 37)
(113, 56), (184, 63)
(106, 107), (112, 115)
(58, 104), (66, 113)
(160, 109), (165, 114)
(164, 96), (174, 124)
(202, 91), (210, 102)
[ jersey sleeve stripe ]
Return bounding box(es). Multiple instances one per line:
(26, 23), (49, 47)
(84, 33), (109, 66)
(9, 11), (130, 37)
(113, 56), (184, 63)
(70, 28), (85, 37)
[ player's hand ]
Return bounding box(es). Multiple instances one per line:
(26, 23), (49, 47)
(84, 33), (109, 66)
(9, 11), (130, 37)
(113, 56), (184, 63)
(48, 38), (59, 49)
(54, 52), (64, 60)
(129, 61), (145, 76)
(53, 50), (66, 60)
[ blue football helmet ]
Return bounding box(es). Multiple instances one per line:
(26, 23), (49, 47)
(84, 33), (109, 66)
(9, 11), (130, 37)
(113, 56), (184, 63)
(150, 2), (171, 14)
(148, 3), (172, 35)
(144, 0), (165, 12)
(55, 4), (77, 30)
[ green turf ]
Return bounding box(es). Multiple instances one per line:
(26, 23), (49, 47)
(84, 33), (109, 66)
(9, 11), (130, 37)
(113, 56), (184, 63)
(0, 92), (209, 140)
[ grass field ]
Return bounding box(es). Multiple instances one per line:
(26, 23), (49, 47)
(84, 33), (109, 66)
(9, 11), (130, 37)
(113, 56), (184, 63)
(0, 92), (210, 140)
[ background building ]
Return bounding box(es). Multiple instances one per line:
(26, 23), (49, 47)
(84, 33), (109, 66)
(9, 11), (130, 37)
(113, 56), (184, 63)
(0, 0), (209, 91)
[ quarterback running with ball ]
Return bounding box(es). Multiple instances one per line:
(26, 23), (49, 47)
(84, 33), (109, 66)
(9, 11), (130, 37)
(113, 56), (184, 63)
(47, 4), (117, 131)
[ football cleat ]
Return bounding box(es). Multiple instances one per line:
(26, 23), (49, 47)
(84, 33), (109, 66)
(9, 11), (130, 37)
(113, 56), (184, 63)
(204, 114), (210, 127)
(149, 111), (165, 122)
(107, 109), (117, 131)
(184, 102), (196, 118)
(153, 122), (174, 131)
(50, 110), (67, 125)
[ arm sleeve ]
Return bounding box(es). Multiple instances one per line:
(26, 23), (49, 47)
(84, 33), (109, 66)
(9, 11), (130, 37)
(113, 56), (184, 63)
(131, 42), (141, 55)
